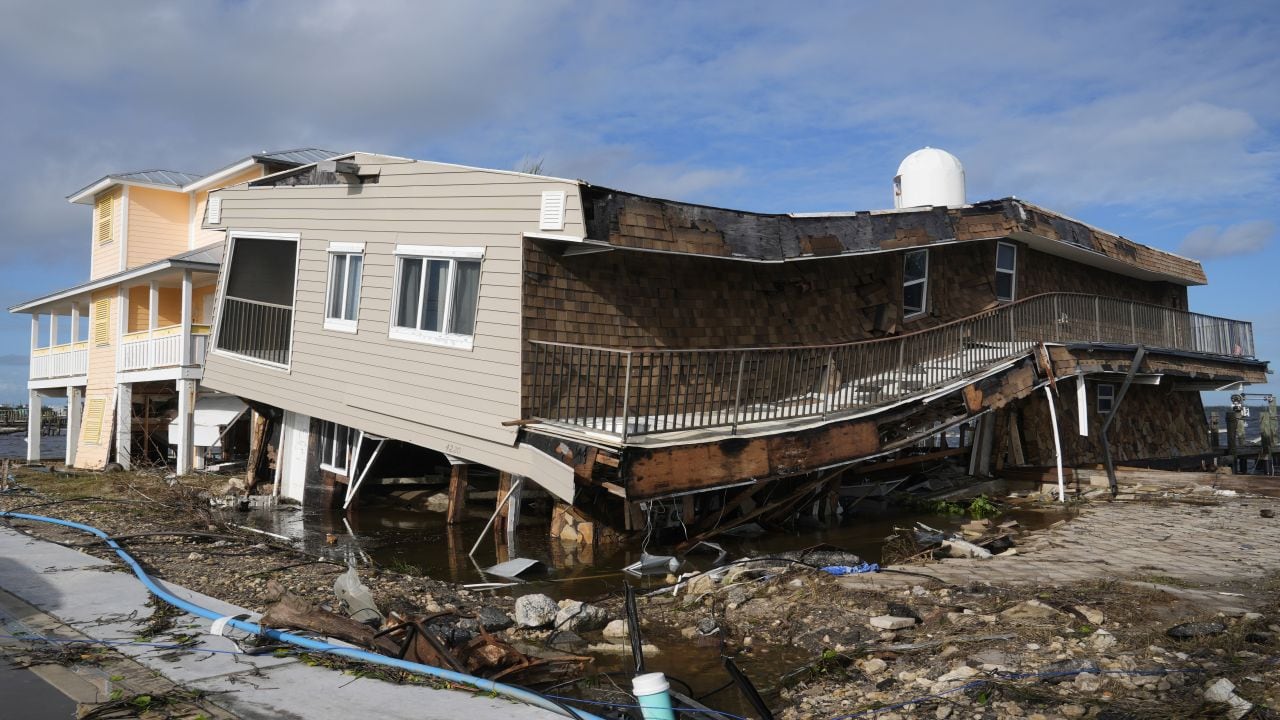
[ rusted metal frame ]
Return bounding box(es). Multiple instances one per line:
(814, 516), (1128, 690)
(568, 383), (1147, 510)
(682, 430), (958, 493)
(1100, 345), (1146, 497)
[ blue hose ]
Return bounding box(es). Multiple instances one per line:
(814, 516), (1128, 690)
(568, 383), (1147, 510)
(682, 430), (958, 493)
(0, 511), (604, 720)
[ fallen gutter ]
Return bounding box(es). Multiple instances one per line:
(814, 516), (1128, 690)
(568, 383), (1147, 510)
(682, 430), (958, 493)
(0, 510), (601, 720)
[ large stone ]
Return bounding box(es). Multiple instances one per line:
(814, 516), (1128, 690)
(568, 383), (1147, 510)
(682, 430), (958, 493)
(1090, 629), (1117, 650)
(513, 593), (559, 628)
(603, 619), (630, 639)
(999, 599), (1066, 622)
(1073, 605), (1106, 626)
(554, 600), (609, 632)
(1204, 678), (1253, 720)
(1166, 621), (1226, 639)
(869, 615), (916, 630)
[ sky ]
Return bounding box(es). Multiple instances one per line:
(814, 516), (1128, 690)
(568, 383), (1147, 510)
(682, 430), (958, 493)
(0, 0), (1277, 403)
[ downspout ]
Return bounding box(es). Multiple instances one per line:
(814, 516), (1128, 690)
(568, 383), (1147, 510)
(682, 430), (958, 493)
(1100, 346), (1146, 497)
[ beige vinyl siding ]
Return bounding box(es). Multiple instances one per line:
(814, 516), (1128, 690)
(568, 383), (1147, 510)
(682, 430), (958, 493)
(77, 288), (119, 468)
(201, 154), (586, 488)
(193, 167), (262, 248)
(90, 188), (124, 280)
(126, 187), (190, 268)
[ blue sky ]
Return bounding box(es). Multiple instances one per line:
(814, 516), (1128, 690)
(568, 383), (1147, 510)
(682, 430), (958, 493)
(1, 1), (1276, 403)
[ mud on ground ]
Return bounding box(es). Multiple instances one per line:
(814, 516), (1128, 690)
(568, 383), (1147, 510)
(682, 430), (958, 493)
(2, 467), (1279, 719)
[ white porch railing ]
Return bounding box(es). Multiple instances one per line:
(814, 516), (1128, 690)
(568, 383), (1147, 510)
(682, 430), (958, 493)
(30, 343), (89, 380)
(118, 326), (211, 372)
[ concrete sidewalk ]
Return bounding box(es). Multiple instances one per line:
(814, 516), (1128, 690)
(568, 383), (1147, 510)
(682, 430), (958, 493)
(0, 523), (561, 720)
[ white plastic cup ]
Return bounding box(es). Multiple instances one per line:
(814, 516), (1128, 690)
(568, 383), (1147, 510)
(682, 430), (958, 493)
(631, 671), (676, 720)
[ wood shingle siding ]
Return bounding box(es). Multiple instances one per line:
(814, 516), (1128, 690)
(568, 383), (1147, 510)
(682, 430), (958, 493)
(200, 154), (584, 495)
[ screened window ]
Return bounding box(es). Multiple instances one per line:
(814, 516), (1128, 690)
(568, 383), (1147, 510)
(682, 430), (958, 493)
(319, 420), (353, 475)
(325, 245), (364, 332)
(902, 249), (929, 318)
(1096, 383), (1115, 415)
(390, 245), (483, 349)
(995, 241), (1017, 302)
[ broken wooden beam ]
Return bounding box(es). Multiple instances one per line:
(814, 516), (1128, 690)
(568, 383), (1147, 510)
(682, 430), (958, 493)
(446, 462), (469, 525)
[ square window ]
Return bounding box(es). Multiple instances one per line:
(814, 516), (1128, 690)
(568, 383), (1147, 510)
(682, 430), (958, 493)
(390, 246), (484, 349)
(1096, 383), (1115, 415)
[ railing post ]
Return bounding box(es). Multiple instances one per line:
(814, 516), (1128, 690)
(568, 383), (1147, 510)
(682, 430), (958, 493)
(730, 353), (746, 435)
(619, 351), (633, 443)
(1094, 296), (1101, 342)
(1129, 304), (1137, 344)
(1052, 295), (1061, 342)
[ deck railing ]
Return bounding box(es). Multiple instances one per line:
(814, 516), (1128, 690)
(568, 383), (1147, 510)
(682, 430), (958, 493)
(29, 342), (89, 380)
(527, 293), (1256, 440)
(214, 296), (293, 366)
(118, 326), (211, 372)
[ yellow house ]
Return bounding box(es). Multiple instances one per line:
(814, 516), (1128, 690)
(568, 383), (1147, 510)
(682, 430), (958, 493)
(10, 149), (338, 472)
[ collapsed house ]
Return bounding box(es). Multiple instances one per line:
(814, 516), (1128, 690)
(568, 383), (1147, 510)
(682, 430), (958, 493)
(188, 147), (1266, 538)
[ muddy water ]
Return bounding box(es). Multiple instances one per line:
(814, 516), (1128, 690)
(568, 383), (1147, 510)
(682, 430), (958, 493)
(236, 498), (1067, 716)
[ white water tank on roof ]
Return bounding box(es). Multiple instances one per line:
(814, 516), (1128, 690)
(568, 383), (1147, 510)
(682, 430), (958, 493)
(893, 147), (966, 208)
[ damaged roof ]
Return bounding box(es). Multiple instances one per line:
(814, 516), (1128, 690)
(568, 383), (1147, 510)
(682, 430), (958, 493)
(577, 186), (1207, 286)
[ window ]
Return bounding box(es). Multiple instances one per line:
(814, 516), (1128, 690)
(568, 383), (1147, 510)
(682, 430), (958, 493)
(390, 245), (484, 349)
(902, 249), (929, 318)
(318, 421), (353, 475)
(995, 241), (1017, 301)
(324, 243), (364, 332)
(1096, 383), (1115, 415)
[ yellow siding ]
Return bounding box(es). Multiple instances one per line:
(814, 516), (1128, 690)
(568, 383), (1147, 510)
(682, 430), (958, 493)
(157, 287), (181, 326)
(127, 286), (149, 333)
(77, 288), (120, 469)
(193, 167), (262, 248)
(193, 285), (216, 323)
(90, 187), (123, 280)
(126, 187), (189, 268)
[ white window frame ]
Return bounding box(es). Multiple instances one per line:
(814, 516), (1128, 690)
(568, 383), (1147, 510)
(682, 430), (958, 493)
(1096, 383), (1115, 415)
(995, 241), (1017, 302)
(208, 230), (301, 372)
(389, 245), (484, 350)
(902, 249), (929, 319)
(318, 420), (353, 475)
(324, 242), (365, 333)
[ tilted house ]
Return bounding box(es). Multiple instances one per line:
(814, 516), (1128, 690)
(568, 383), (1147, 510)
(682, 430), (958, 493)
(198, 150), (1267, 530)
(11, 150), (339, 472)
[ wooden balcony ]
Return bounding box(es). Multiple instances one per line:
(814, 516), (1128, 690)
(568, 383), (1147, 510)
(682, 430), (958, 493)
(118, 325), (211, 372)
(527, 293), (1258, 441)
(30, 342), (89, 381)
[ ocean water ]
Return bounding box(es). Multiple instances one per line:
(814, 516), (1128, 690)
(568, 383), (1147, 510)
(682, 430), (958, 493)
(0, 430), (68, 461)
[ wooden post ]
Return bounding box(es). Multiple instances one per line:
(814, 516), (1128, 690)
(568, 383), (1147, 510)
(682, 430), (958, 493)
(494, 472), (512, 539)
(246, 410), (267, 487)
(446, 462), (469, 525)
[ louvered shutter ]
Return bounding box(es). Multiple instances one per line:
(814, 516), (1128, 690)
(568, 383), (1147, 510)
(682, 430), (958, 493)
(92, 297), (112, 346)
(95, 193), (114, 244)
(206, 195), (222, 224)
(83, 399), (106, 444)
(539, 191), (566, 231)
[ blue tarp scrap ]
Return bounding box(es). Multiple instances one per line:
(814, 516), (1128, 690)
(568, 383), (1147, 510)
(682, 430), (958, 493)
(820, 562), (880, 575)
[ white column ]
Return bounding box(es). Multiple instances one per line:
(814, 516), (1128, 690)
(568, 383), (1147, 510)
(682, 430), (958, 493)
(65, 386), (82, 467)
(115, 383), (132, 470)
(148, 280), (159, 368)
(180, 270), (193, 366)
(29, 315), (39, 379)
(70, 305), (80, 343)
(176, 378), (196, 475)
(49, 312), (58, 347)
(26, 390), (42, 462)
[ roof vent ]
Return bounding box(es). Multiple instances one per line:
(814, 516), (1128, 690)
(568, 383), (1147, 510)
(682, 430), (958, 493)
(540, 191), (566, 231)
(893, 147), (965, 209)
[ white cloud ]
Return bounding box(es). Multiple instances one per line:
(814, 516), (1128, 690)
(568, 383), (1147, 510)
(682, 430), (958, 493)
(1179, 220), (1275, 259)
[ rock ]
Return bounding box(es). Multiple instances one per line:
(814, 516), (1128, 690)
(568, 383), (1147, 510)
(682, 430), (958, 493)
(1217, 606), (1249, 618)
(1073, 672), (1102, 692)
(860, 658), (888, 675)
(424, 493), (450, 512)
(603, 619), (629, 639)
(474, 606), (513, 631)
(554, 600), (609, 632)
(680, 627), (698, 639)
(1242, 612), (1264, 622)
(1061, 704), (1086, 718)
(1040, 659), (1098, 685)
(869, 615), (916, 630)
(1203, 678), (1253, 719)
(1245, 631), (1274, 645)
(935, 705), (952, 719)
(1000, 600), (1065, 622)
(513, 593), (559, 628)
(934, 664), (979, 685)
(186, 552), (204, 561)
(1261, 508), (1275, 518)
(696, 617), (720, 636)
(1090, 629), (1117, 650)
(1073, 605), (1106, 625)
(1166, 621), (1226, 639)
(547, 630), (586, 651)
(587, 642), (659, 656)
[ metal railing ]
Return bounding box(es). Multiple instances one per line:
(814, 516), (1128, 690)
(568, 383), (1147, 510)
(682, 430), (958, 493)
(527, 293), (1256, 440)
(214, 296), (293, 366)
